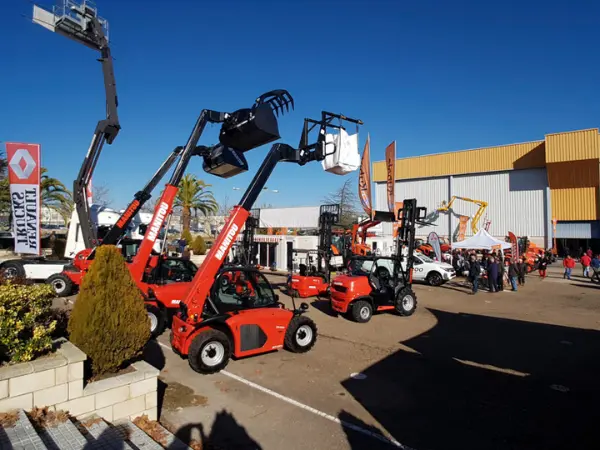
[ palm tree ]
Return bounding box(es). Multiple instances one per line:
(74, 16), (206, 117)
(175, 174), (218, 233)
(40, 168), (73, 224)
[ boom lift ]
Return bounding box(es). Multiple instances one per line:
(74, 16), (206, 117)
(329, 199), (427, 323)
(437, 195), (488, 235)
(169, 112), (363, 374)
(1, 1), (123, 284)
(288, 204), (340, 298)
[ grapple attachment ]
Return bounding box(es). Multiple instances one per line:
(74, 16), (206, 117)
(219, 90), (294, 152)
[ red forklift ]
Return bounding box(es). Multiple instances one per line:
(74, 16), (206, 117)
(287, 204), (340, 298)
(329, 199), (427, 323)
(169, 111), (363, 374)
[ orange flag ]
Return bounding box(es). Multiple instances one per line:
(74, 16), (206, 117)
(358, 134), (373, 218)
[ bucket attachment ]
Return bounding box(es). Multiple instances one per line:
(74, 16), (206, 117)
(203, 144), (249, 178)
(219, 90), (294, 152)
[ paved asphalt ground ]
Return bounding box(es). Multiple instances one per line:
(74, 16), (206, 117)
(57, 264), (600, 449)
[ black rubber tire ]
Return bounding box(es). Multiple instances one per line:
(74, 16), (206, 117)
(351, 300), (373, 323)
(284, 316), (318, 353)
(46, 273), (74, 297)
(426, 271), (444, 287)
(1, 261), (25, 279)
(145, 305), (165, 338)
(395, 288), (417, 317)
(188, 329), (231, 374)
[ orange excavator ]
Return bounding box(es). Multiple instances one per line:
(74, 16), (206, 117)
(349, 211), (396, 257)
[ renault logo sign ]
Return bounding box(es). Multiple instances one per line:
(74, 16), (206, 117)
(9, 149), (37, 180)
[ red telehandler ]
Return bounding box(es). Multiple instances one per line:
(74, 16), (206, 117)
(169, 111), (363, 374)
(59, 90), (295, 336)
(330, 199), (427, 323)
(287, 204), (340, 298)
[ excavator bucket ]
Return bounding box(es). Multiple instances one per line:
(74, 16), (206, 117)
(202, 144), (249, 179)
(219, 90), (294, 152)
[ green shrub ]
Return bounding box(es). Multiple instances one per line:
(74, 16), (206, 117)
(191, 235), (207, 255)
(181, 229), (193, 245)
(0, 282), (56, 363)
(68, 245), (150, 375)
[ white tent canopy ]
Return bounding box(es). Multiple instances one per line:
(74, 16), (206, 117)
(452, 229), (511, 250)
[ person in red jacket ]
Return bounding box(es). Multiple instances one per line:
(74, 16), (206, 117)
(581, 253), (592, 278)
(563, 255), (575, 280)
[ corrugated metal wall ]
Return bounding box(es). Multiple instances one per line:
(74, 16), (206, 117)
(555, 222), (593, 239)
(545, 129), (600, 163)
(451, 169), (547, 238)
(546, 159), (600, 220)
(373, 140), (545, 181)
(376, 177), (449, 236)
(375, 168), (548, 239)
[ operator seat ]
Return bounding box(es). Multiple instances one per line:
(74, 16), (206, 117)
(299, 264), (308, 276)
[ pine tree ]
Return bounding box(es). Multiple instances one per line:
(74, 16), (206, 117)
(68, 246), (150, 375)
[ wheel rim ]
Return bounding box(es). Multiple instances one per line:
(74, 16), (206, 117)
(52, 279), (66, 294)
(402, 295), (414, 311)
(201, 341), (225, 367)
(4, 267), (17, 279)
(431, 274), (442, 285)
(295, 325), (313, 347)
(148, 311), (158, 333)
(359, 306), (370, 320)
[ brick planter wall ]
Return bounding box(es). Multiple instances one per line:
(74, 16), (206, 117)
(0, 339), (158, 422)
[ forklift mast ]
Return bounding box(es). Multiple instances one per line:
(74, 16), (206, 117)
(129, 91), (294, 283)
(33, 1), (120, 248)
(316, 204), (340, 274)
(178, 112), (363, 323)
(393, 199), (427, 286)
(239, 208), (260, 265)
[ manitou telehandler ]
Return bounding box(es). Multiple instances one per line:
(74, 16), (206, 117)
(62, 90), (295, 336)
(349, 210), (396, 257)
(287, 204), (340, 298)
(169, 111), (363, 374)
(329, 199), (427, 323)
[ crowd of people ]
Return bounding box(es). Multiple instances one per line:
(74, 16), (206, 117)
(445, 246), (600, 294)
(562, 248), (600, 281)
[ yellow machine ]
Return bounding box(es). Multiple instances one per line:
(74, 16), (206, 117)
(437, 196), (488, 235)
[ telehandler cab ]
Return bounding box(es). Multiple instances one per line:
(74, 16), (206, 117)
(330, 199), (427, 323)
(288, 204), (340, 298)
(169, 111), (363, 374)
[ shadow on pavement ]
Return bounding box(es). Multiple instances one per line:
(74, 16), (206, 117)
(170, 410), (262, 449)
(337, 410), (398, 450)
(341, 308), (600, 450)
(570, 283), (600, 290)
(310, 299), (339, 317)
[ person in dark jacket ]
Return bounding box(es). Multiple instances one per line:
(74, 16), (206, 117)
(516, 257), (527, 285)
(468, 255), (481, 294)
(538, 256), (548, 278)
(487, 256), (498, 292)
(508, 260), (518, 291)
(497, 259), (506, 291)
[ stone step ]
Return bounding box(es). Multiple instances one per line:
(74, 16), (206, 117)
(0, 410), (190, 450)
(114, 418), (192, 450)
(77, 414), (134, 449)
(0, 409), (47, 450)
(37, 414), (88, 450)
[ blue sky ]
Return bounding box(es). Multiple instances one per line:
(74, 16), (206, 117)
(1, 0), (598, 210)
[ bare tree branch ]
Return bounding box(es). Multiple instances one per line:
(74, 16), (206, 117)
(92, 183), (112, 208)
(322, 178), (359, 229)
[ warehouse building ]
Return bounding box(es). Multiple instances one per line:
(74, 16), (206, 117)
(373, 128), (600, 255)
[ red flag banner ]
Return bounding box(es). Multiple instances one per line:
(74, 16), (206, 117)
(6, 143), (41, 255)
(385, 141), (396, 214)
(508, 231), (519, 263)
(457, 216), (469, 242)
(393, 201), (403, 238)
(358, 134), (372, 218)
